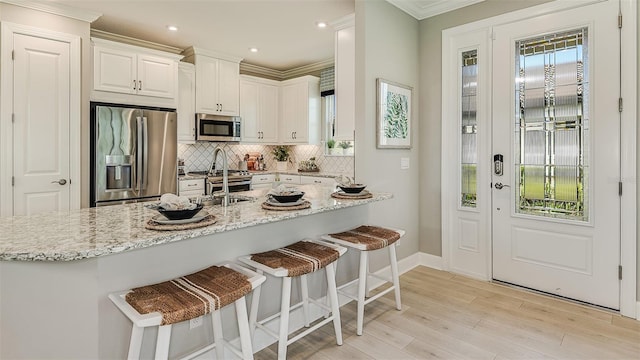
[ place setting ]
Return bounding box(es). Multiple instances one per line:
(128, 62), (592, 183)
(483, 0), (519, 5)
(145, 194), (216, 231)
(332, 177), (372, 200)
(262, 185), (311, 211)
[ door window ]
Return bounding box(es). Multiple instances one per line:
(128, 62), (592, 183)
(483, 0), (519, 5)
(461, 50), (478, 208)
(515, 28), (588, 221)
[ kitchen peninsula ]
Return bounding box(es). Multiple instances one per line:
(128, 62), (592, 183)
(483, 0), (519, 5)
(0, 185), (391, 359)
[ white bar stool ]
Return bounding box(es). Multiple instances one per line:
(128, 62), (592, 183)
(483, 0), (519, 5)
(238, 239), (347, 360)
(321, 225), (405, 336)
(108, 262), (266, 360)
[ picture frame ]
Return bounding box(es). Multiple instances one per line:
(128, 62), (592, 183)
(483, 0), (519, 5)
(376, 78), (413, 149)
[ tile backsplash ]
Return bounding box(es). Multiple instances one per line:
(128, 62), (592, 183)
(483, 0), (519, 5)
(177, 143), (354, 176)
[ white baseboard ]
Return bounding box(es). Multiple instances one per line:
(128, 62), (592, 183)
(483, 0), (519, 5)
(419, 252), (443, 270)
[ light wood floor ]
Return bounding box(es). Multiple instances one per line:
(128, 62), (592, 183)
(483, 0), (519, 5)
(255, 266), (640, 360)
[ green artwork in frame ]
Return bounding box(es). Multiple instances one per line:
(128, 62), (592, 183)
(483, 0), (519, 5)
(376, 78), (413, 149)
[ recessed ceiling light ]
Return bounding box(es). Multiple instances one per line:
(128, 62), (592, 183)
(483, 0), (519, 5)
(167, 25), (178, 31)
(316, 21), (327, 29)
(249, 47), (259, 53)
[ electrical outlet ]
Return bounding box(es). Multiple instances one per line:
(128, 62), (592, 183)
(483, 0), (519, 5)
(400, 157), (410, 170)
(190, 316), (203, 329)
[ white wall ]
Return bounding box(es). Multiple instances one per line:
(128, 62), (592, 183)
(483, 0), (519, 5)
(354, 0), (420, 265)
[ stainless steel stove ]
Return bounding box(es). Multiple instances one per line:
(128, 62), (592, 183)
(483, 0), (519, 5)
(188, 170), (252, 193)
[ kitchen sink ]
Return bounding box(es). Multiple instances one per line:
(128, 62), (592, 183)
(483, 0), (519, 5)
(205, 195), (255, 206)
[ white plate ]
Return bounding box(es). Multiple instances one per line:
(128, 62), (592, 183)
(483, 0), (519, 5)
(265, 198), (306, 207)
(151, 212), (207, 225)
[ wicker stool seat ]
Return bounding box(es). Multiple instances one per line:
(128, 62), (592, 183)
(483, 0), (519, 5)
(322, 225), (405, 336)
(109, 262), (266, 360)
(239, 240), (347, 360)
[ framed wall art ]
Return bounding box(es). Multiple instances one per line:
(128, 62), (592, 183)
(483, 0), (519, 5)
(376, 78), (412, 149)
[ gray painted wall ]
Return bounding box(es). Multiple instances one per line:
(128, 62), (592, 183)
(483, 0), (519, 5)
(355, 0), (420, 266)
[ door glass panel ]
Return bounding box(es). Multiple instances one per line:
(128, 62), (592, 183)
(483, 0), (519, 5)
(515, 28), (588, 220)
(461, 50), (477, 208)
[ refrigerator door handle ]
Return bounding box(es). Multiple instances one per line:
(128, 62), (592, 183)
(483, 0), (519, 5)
(136, 116), (143, 193)
(142, 116), (149, 192)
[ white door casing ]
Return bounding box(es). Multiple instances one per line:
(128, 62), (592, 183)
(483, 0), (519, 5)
(492, 0), (620, 310)
(441, 0), (636, 317)
(0, 23), (81, 217)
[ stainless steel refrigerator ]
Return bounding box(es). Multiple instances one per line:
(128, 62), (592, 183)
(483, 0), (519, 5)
(90, 103), (177, 207)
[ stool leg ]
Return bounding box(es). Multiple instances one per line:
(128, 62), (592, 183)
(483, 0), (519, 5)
(277, 277), (292, 360)
(127, 324), (144, 360)
(300, 274), (310, 327)
(365, 256), (372, 298)
(356, 251), (368, 336)
(155, 324), (172, 360)
(235, 297), (254, 360)
(248, 270), (263, 341)
(325, 262), (343, 346)
(212, 311), (225, 360)
(324, 259), (338, 319)
(389, 244), (402, 311)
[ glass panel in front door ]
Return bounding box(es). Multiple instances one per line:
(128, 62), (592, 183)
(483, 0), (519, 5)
(515, 28), (588, 221)
(461, 50), (478, 208)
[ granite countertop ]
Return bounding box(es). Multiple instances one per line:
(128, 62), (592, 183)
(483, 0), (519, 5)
(0, 185), (391, 262)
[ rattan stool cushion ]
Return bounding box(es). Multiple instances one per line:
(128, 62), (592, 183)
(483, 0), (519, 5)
(125, 265), (251, 325)
(251, 241), (339, 277)
(328, 225), (401, 251)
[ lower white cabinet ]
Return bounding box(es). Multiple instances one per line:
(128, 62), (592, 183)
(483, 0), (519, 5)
(279, 174), (301, 184)
(300, 176), (336, 186)
(178, 178), (205, 197)
(251, 174), (276, 189)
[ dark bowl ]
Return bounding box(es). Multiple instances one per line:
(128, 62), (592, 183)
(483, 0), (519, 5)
(157, 204), (203, 220)
(270, 191), (305, 203)
(338, 184), (366, 194)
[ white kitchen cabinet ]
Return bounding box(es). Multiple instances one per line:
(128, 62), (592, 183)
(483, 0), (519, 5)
(279, 76), (320, 144)
(177, 62), (196, 144)
(279, 174), (301, 184)
(178, 178), (205, 197)
(92, 38), (178, 99)
(333, 15), (355, 141)
(240, 76), (279, 143)
(251, 174), (276, 189)
(300, 176), (336, 187)
(183, 47), (242, 116)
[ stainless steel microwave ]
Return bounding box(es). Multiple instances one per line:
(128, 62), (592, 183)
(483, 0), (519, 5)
(195, 113), (241, 142)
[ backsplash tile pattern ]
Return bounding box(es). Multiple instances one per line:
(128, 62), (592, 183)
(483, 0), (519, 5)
(178, 143), (354, 176)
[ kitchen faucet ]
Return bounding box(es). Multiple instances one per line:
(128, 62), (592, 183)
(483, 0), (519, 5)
(210, 146), (229, 207)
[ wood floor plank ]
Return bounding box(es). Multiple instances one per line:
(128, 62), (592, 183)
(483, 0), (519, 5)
(255, 266), (639, 360)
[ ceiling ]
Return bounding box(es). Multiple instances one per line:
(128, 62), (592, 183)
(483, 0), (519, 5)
(47, 0), (483, 71)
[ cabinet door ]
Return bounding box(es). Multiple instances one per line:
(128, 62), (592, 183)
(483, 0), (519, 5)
(178, 63), (196, 143)
(280, 174), (300, 184)
(240, 79), (260, 142)
(259, 83), (279, 143)
(217, 59), (240, 116)
(280, 83), (300, 143)
(196, 57), (219, 113)
(93, 45), (136, 94)
(334, 25), (355, 141)
(137, 54), (176, 98)
(301, 176), (336, 186)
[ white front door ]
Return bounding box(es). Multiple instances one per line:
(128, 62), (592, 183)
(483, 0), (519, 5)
(491, 0), (620, 309)
(12, 33), (71, 215)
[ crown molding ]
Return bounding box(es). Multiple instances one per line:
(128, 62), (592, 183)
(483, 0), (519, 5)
(386, 0), (486, 20)
(91, 29), (183, 55)
(0, 0), (101, 22)
(331, 13), (355, 30)
(241, 58), (334, 81)
(182, 46), (244, 63)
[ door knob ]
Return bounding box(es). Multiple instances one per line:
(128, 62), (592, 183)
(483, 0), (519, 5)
(494, 182), (510, 189)
(51, 179), (67, 185)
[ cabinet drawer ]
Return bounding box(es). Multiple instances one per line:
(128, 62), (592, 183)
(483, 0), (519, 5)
(252, 174), (276, 185)
(279, 175), (300, 184)
(300, 176), (336, 186)
(179, 189), (205, 197)
(179, 179), (205, 192)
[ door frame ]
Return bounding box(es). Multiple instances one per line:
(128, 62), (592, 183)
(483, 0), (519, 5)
(0, 22), (81, 216)
(441, 0), (637, 318)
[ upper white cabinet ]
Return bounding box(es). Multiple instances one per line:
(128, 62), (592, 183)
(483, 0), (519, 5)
(333, 14), (355, 141)
(240, 75), (279, 143)
(279, 76), (320, 144)
(177, 62), (196, 144)
(183, 47), (242, 116)
(92, 38), (180, 101)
